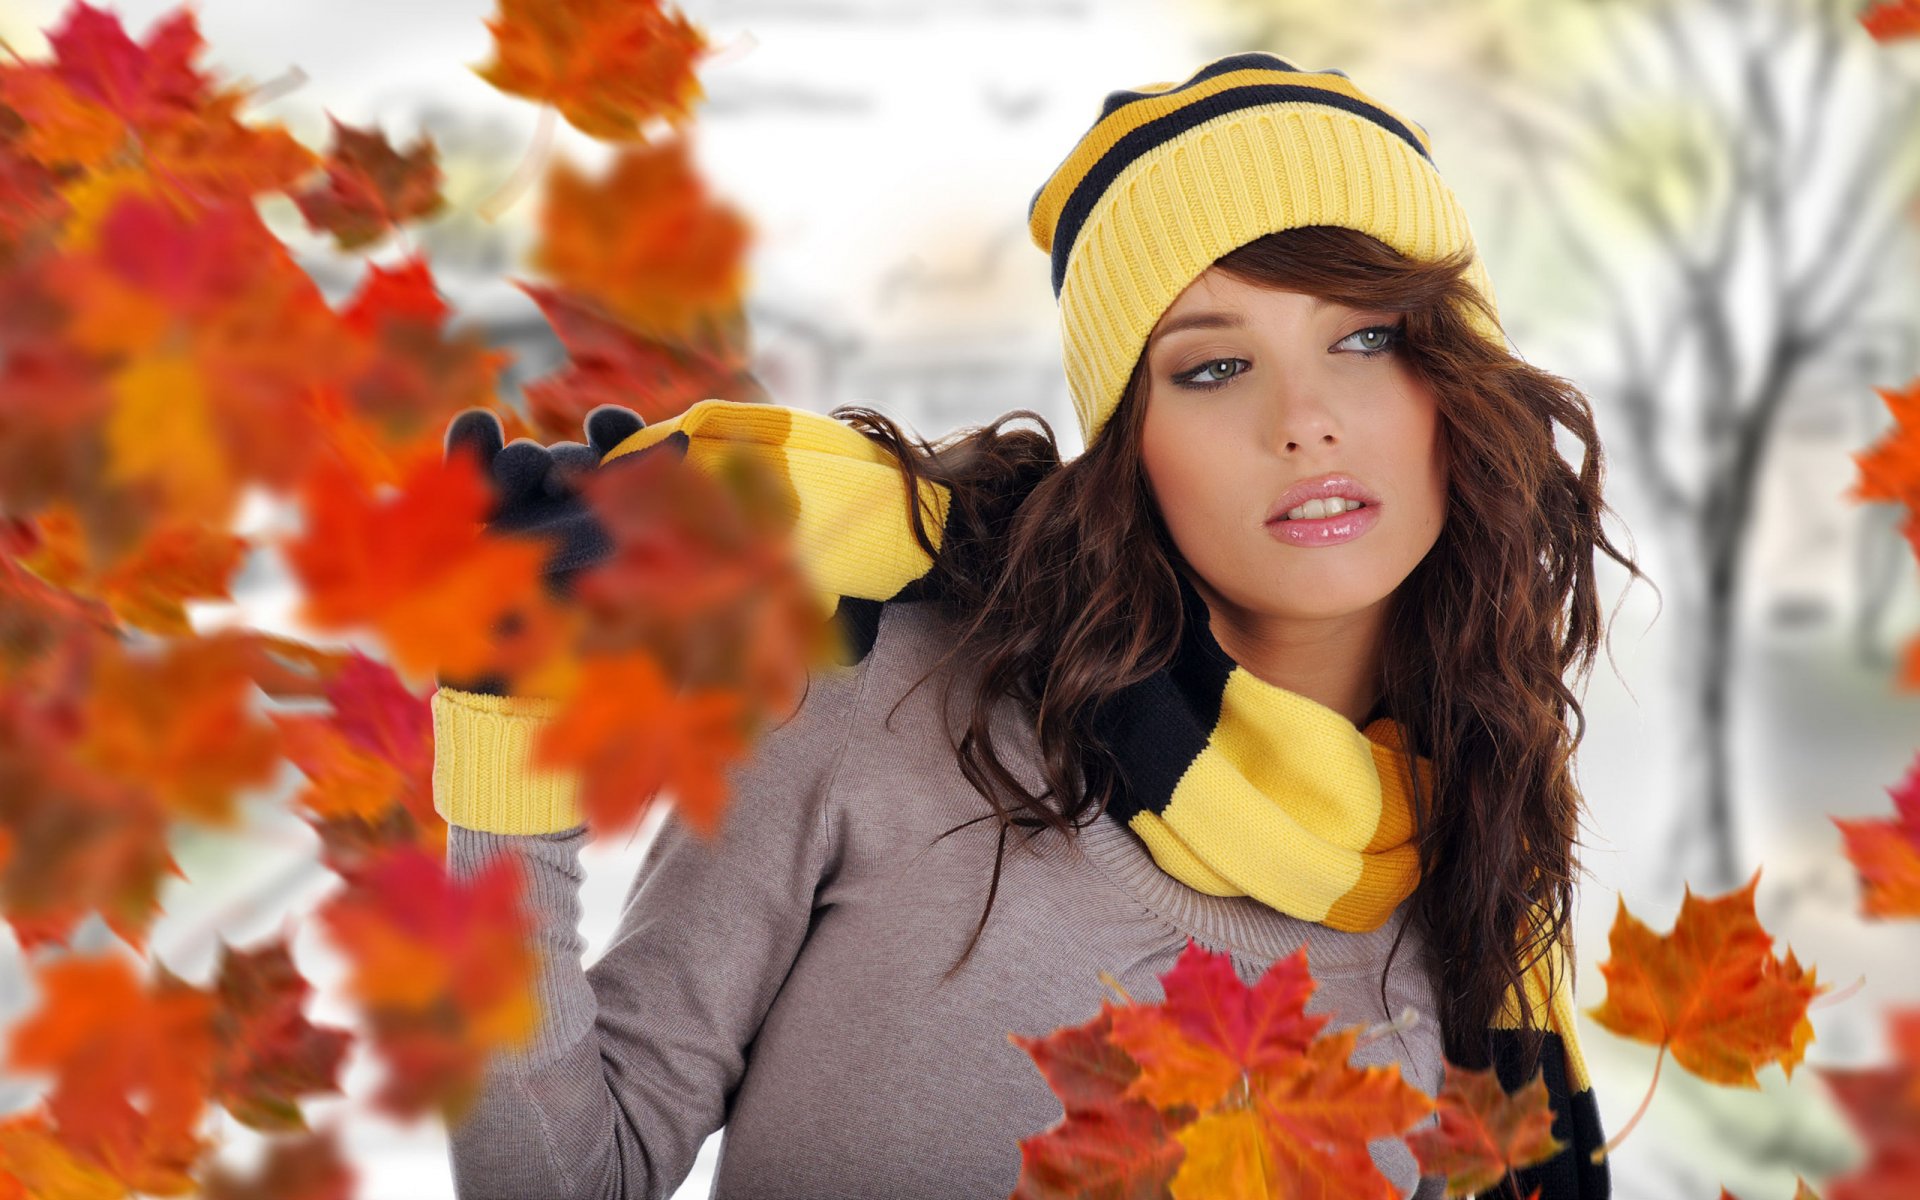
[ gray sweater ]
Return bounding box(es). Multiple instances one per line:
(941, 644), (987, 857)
(442, 598), (1449, 1199)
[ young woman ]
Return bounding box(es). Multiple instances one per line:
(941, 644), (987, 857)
(433, 51), (1641, 1200)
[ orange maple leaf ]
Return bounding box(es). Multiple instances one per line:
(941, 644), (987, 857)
(16, 502), (246, 637)
(517, 281), (765, 433)
(1582, 870), (1828, 1166)
(2, 952), (218, 1195)
(1172, 1026), (1436, 1200)
(1586, 870), (1824, 1087)
(1403, 1059), (1566, 1197)
(472, 0), (713, 141)
(0, 1110), (125, 1200)
(76, 629), (284, 826)
(532, 649), (751, 838)
(530, 137), (752, 342)
(1100, 940), (1436, 1200)
(0, 670), (184, 953)
(270, 650), (443, 868)
(43, 188), (348, 525)
(281, 443), (556, 686)
(1849, 378), (1920, 683)
(1833, 750), (1920, 918)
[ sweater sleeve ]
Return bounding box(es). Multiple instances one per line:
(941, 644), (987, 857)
(437, 652), (870, 1200)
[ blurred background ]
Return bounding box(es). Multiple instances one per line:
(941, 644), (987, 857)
(4, 0), (1920, 1196)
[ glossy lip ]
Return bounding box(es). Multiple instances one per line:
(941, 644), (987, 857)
(1264, 473), (1384, 523)
(1265, 501), (1382, 547)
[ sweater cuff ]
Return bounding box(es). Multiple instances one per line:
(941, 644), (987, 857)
(431, 686), (586, 834)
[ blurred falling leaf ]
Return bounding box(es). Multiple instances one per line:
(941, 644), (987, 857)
(2, 953), (218, 1195)
(314, 842), (538, 1121)
(291, 115), (447, 251)
(472, 0), (712, 141)
(530, 137), (751, 342)
(1834, 749), (1920, 918)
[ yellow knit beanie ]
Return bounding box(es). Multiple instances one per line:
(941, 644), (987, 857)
(1027, 51), (1507, 449)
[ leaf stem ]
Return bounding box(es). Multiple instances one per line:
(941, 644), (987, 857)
(1591, 1041), (1664, 1163)
(479, 103), (556, 224)
(1808, 973), (1865, 1011)
(1354, 1005), (1422, 1051)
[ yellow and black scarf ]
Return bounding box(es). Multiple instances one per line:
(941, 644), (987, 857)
(597, 398), (1608, 1197)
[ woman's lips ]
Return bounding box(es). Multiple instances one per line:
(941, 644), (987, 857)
(1265, 502), (1381, 547)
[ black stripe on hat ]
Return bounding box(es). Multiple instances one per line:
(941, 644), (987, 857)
(1040, 82), (1434, 298)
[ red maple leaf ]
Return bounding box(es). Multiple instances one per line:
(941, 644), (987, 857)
(1009, 1001), (1193, 1199)
(314, 842), (539, 1120)
(208, 934), (355, 1133)
(1817, 1004), (1920, 1200)
(1834, 750), (1920, 918)
(291, 115), (446, 251)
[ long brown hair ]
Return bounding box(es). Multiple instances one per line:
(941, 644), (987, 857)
(831, 224), (1652, 1091)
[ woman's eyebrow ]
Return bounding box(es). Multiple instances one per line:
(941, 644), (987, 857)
(1149, 310), (1246, 347)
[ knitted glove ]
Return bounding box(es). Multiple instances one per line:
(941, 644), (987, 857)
(435, 403), (689, 697)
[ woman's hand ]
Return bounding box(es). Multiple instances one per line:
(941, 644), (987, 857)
(435, 403), (688, 696)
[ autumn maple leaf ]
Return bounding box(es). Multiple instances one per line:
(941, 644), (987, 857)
(472, 0), (714, 141)
(1582, 870), (1828, 1166)
(1067, 940), (1436, 1200)
(1587, 869), (1824, 1087)
(197, 1123), (359, 1200)
(76, 628), (285, 825)
(530, 137), (752, 342)
(41, 188), (349, 525)
(531, 650), (751, 838)
(291, 115), (446, 251)
(280, 443), (556, 686)
(1861, 1), (1920, 42)
(314, 842), (539, 1120)
(1833, 749), (1920, 918)
(1815, 1004), (1920, 1200)
(17, 501), (246, 637)
(0, 2), (315, 204)
(2, 952), (218, 1195)
(324, 254), (510, 482)
(1849, 378), (1920, 682)
(516, 280), (765, 434)
(1008, 1001), (1195, 1199)
(271, 651), (444, 870)
(1106, 941), (1330, 1113)
(1403, 1059), (1566, 1197)
(208, 934), (354, 1134)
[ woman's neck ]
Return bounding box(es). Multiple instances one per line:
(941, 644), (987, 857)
(1183, 572), (1388, 729)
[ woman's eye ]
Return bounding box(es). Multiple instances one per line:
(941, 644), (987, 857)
(1339, 323), (1403, 358)
(1172, 358), (1248, 391)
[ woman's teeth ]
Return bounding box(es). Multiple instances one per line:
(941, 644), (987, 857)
(1282, 498), (1366, 522)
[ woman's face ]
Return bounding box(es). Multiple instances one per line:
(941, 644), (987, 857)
(1139, 265), (1450, 641)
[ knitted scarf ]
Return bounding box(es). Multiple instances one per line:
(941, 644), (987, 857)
(598, 399), (1610, 1198)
